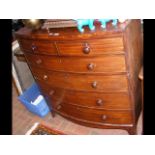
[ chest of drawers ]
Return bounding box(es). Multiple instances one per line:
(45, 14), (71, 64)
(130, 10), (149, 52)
(15, 20), (143, 134)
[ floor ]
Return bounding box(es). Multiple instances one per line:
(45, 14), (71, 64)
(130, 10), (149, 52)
(13, 84), (142, 135)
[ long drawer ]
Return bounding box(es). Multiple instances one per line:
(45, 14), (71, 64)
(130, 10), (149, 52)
(57, 37), (124, 56)
(38, 82), (131, 110)
(55, 103), (132, 124)
(24, 53), (126, 73)
(18, 39), (58, 55)
(30, 66), (128, 92)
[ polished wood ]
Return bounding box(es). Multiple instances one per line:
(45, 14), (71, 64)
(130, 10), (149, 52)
(83, 42), (90, 54)
(15, 20), (142, 134)
(123, 20), (143, 125)
(55, 102), (132, 124)
(30, 66), (128, 92)
(139, 67), (143, 80)
(36, 82), (131, 110)
(24, 53), (126, 73)
(54, 108), (134, 129)
(18, 39), (58, 55)
(15, 21), (127, 41)
(18, 39), (34, 53)
(139, 66), (143, 134)
(57, 38), (124, 56)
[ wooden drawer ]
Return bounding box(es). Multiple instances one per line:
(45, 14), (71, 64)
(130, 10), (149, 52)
(55, 103), (132, 124)
(18, 39), (34, 53)
(19, 39), (58, 55)
(37, 82), (131, 110)
(57, 38), (124, 56)
(24, 53), (126, 73)
(31, 66), (128, 92)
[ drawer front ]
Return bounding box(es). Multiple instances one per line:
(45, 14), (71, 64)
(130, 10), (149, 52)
(56, 103), (132, 124)
(19, 39), (58, 55)
(31, 67), (128, 92)
(57, 38), (124, 56)
(25, 53), (126, 73)
(37, 82), (131, 110)
(24, 53), (62, 71)
(18, 39), (34, 53)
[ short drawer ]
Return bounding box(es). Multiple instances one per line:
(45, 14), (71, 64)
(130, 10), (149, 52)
(31, 67), (128, 92)
(37, 82), (131, 110)
(18, 39), (34, 53)
(24, 53), (62, 71)
(57, 38), (124, 56)
(55, 103), (132, 124)
(19, 39), (58, 55)
(25, 53), (126, 73)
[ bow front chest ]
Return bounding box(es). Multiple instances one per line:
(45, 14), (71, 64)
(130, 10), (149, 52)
(15, 20), (143, 134)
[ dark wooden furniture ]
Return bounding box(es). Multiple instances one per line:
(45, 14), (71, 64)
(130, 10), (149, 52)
(15, 20), (143, 134)
(139, 66), (143, 134)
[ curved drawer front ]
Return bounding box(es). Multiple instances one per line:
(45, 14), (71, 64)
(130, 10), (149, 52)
(30, 66), (128, 92)
(37, 82), (131, 110)
(55, 103), (132, 124)
(57, 38), (124, 56)
(18, 39), (34, 53)
(24, 53), (126, 73)
(24, 54), (62, 71)
(19, 39), (58, 55)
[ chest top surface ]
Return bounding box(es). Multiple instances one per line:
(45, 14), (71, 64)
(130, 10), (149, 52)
(15, 20), (132, 41)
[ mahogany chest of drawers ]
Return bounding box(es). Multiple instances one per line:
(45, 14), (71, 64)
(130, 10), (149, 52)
(15, 20), (143, 134)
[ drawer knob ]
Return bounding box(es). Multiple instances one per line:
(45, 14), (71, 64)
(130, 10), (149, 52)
(83, 43), (90, 54)
(31, 44), (37, 51)
(96, 99), (103, 106)
(43, 75), (48, 80)
(91, 81), (97, 88)
(36, 59), (42, 64)
(87, 63), (94, 70)
(49, 90), (55, 96)
(57, 105), (62, 110)
(102, 115), (107, 120)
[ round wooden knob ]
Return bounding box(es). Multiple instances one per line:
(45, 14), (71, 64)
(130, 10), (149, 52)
(57, 105), (61, 110)
(49, 90), (55, 96)
(96, 99), (103, 106)
(91, 81), (97, 88)
(43, 75), (48, 80)
(87, 63), (94, 70)
(36, 59), (42, 64)
(102, 115), (107, 120)
(31, 44), (37, 51)
(83, 43), (90, 54)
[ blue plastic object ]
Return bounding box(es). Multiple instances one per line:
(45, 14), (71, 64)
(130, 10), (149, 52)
(75, 19), (118, 32)
(18, 83), (50, 117)
(74, 19), (95, 33)
(98, 19), (118, 28)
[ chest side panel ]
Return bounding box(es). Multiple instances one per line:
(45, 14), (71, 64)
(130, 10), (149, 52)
(123, 20), (143, 123)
